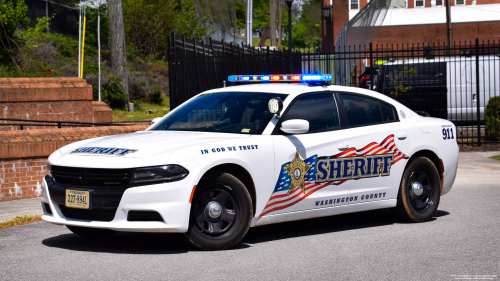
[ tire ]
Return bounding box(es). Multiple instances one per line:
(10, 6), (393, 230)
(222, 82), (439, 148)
(185, 172), (253, 250)
(392, 157), (441, 222)
(66, 225), (118, 239)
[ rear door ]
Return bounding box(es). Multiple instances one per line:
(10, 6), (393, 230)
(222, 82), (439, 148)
(335, 93), (412, 203)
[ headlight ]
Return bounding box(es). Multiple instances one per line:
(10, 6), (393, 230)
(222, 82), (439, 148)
(130, 165), (188, 184)
(46, 161), (52, 178)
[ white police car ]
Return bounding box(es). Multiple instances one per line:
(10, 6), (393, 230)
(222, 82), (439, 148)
(41, 74), (459, 250)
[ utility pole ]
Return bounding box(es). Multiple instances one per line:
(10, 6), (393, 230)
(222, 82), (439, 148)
(446, 0), (452, 52)
(270, 0), (277, 46)
(108, 0), (128, 101)
(246, 0), (253, 46)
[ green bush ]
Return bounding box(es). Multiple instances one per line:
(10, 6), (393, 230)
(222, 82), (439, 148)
(485, 96), (500, 139)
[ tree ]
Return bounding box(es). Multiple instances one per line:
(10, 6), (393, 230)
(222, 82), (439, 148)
(388, 63), (417, 100)
(0, 0), (29, 60)
(270, 0), (277, 46)
(123, 0), (214, 60)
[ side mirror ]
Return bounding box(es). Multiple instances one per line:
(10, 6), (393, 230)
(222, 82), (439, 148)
(151, 117), (162, 125)
(280, 119), (309, 134)
(268, 97), (284, 118)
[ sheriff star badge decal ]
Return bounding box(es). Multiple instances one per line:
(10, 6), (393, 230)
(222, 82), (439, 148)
(284, 149), (312, 195)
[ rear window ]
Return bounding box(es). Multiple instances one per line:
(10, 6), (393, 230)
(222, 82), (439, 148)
(339, 94), (383, 127)
(379, 102), (396, 122)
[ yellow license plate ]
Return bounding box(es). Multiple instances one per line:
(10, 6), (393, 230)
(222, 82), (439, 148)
(65, 190), (90, 209)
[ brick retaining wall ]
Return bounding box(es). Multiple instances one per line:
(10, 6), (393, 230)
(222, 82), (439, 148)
(0, 125), (149, 202)
(0, 77), (112, 131)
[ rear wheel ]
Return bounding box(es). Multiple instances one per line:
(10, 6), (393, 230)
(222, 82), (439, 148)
(66, 225), (118, 239)
(392, 157), (441, 222)
(185, 172), (253, 250)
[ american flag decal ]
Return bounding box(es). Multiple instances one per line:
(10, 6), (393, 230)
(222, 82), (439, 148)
(259, 134), (409, 218)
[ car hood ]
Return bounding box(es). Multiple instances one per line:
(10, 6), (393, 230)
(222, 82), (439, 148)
(58, 130), (251, 158)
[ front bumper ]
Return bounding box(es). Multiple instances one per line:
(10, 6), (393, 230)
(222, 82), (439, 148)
(41, 177), (193, 233)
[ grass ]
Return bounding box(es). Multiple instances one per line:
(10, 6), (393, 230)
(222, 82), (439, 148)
(490, 155), (500, 161)
(113, 96), (170, 121)
(0, 214), (43, 231)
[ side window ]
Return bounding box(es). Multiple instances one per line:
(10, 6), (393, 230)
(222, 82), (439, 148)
(379, 102), (396, 122)
(282, 94), (340, 133)
(339, 94), (383, 127)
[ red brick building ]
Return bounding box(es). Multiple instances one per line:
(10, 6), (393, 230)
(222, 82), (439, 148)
(321, 0), (500, 48)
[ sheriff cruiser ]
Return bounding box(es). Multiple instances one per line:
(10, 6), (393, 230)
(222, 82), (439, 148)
(41, 74), (459, 250)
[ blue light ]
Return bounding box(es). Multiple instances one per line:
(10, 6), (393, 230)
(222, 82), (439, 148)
(260, 76), (270, 81)
(240, 76), (251, 81)
(324, 75), (333, 80)
(228, 76), (238, 81)
(302, 75), (322, 81)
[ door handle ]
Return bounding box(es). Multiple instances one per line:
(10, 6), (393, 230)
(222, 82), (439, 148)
(397, 133), (407, 140)
(337, 143), (350, 151)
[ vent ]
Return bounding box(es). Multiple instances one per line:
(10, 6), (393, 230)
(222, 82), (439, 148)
(42, 202), (52, 215)
(127, 211), (164, 222)
(52, 166), (130, 188)
(59, 205), (117, 222)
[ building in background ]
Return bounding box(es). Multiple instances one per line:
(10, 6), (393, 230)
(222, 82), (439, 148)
(321, 0), (500, 50)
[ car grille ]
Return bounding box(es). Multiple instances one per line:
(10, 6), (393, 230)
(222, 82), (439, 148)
(52, 166), (130, 188)
(127, 211), (164, 222)
(59, 205), (117, 222)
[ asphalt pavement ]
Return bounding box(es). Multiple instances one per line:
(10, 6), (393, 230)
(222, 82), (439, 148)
(0, 152), (499, 280)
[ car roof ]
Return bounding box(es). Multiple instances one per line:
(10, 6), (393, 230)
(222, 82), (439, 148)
(202, 83), (397, 105)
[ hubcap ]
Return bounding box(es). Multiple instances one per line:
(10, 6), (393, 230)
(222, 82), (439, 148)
(205, 201), (222, 220)
(192, 187), (241, 238)
(412, 181), (423, 196)
(408, 169), (436, 213)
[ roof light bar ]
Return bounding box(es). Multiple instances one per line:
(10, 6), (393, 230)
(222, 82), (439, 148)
(227, 74), (333, 83)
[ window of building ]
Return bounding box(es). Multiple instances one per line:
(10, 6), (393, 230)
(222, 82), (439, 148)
(415, 0), (424, 7)
(350, 0), (359, 10)
(436, 0), (443, 5)
(455, 0), (465, 4)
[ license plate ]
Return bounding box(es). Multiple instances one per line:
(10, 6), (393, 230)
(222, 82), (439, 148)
(65, 190), (90, 209)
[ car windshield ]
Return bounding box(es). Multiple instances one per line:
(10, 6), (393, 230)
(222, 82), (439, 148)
(153, 92), (288, 134)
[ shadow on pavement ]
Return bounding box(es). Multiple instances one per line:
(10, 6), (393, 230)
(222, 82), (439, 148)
(41, 209), (449, 254)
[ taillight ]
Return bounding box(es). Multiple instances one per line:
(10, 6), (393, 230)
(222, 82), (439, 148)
(361, 76), (368, 83)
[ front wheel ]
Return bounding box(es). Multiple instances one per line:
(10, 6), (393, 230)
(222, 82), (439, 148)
(185, 172), (253, 250)
(392, 157), (441, 222)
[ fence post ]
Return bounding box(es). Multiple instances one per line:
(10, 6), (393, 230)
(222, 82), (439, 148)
(193, 38), (201, 93)
(475, 38), (481, 146)
(267, 46), (270, 73)
(167, 35), (173, 107)
(202, 41), (210, 90)
(182, 35), (188, 108)
(210, 38), (219, 87)
(222, 39), (227, 85)
(369, 43), (374, 89)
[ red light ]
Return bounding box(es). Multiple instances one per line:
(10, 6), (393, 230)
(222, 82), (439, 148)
(291, 75), (301, 81)
(361, 76), (368, 83)
(271, 75), (281, 81)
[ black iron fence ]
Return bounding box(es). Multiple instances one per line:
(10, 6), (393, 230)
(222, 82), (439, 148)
(0, 118), (139, 131)
(168, 34), (500, 146)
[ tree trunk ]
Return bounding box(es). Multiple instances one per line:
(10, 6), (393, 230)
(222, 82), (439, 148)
(278, 2), (282, 46)
(108, 0), (127, 93)
(270, 0), (277, 46)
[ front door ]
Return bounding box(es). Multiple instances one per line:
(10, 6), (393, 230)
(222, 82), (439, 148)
(260, 93), (352, 218)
